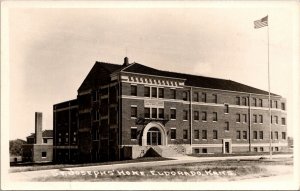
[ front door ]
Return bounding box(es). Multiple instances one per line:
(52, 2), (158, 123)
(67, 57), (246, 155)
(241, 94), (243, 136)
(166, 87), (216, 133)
(225, 142), (230, 153)
(223, 139), (232, 154)
(147, 127), (161, 145)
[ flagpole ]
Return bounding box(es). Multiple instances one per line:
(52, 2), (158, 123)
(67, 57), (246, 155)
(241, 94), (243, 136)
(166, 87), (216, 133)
(267, 17), (272, 159)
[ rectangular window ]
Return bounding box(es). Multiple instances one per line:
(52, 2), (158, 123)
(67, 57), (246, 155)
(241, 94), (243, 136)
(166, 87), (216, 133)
(131, 106), (137, 118)
(259, 99), (263, 107)
(225, 122), (229, 131)
(236, 97), (240, 105)
(282, 132), (286, 139)
(253, 98), (257, 107)
(253, 114), (257, 123)
(194, 130), (199, 139)
(259, 131), (263, 139)
(242, 97), (247, 106)
(202, 148), (208, 153)
(170, 89), (176, 99)
(152, 108), (157, 118)
(236, 114), (241, 122)
(213, 112), (218, 122)
(144, 86), (150, 97)
(131, 85), (137, 96)
(271, 131), (273, 139)
(236, 131), (241, 139)
(93, 110), (99, 121)
(275, 101), (278, 108)
(42, 152), (47, 158)
(183, 130), (188, 139)
(224, 104), (229, 114)
(253, 131), (258, 139)
(194, 111), (199, 121)
(275, 147), (279, 152)
(213, 130), (218, 139)
(171, 128), (176, 139)
(281, 102), (286, 110)
(183, 110), (188, 120)
(260, 147), (264, 152)
(254, 147), (258, 152)
(275, 131), (278, 139)
(282, 117), (286, 125)
(73, 132), (77, 142)
(193, 92), (199, 102)
(43, 138), (48, 144)
(194, 148), (200, 154)
(243, 114), (247, 123)
(212, 94), (217, 104)
(270, 100), (273, 108)
(158, 108), (164, 119)
(243, 131), (247, 139)
(202, 130), (207, 139)
(158, 88), (164, 98)
(131, 127), (137, 139)
(202, 112), (207, 121)
(92, 90), (97, 102)
(170, 109), (176, 120)
(183, 91), (188, 101)
(152, 87), (157, 98)
(275, 116), (278, 124)
(259, 115), (263, 123)
(201, 93), (207, 102)
(144, 108), (150, 118)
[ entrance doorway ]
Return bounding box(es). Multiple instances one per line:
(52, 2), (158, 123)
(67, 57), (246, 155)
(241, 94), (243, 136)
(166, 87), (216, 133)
(225, 142), (230, 153)
(147, 127), (161, 145)
(223, 139), (232, 154)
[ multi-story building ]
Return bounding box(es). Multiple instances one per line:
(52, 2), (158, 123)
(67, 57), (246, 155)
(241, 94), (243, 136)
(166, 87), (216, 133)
(22, 112), (53, 162)
(53, 57), (288, 163)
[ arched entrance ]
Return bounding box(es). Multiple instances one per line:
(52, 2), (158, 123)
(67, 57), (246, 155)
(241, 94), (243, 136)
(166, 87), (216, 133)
(142, 122), (167, 146)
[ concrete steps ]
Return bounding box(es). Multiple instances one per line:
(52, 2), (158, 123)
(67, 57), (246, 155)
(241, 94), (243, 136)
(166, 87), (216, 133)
(150, 145), (185, 157)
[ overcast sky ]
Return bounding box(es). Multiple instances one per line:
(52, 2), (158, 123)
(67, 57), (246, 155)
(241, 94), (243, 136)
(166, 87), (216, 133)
(5, 1), (299, 140)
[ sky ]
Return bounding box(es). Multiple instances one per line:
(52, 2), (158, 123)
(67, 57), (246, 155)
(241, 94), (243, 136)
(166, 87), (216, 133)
(4, 1), (299, 140)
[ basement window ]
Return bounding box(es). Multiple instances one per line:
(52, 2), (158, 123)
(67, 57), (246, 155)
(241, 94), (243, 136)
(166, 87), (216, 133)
(42, 152), (47, 158)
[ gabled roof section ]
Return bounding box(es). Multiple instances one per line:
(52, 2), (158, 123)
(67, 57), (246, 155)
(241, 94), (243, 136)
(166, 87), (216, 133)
(122, 63), (278, 96)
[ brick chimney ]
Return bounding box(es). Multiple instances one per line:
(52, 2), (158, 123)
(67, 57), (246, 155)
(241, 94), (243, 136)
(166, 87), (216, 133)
(35, 112), (43, 144)
(123, 57), (129, 66)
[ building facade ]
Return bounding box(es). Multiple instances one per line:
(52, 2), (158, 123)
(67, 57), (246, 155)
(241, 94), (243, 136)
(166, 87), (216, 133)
(22, 112), (53, 162)
(53, 57), (288, 163)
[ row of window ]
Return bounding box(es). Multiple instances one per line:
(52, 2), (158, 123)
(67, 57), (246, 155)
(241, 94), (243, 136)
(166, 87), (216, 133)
(253, 147), (280, 152)
(58, 132), (77, 143)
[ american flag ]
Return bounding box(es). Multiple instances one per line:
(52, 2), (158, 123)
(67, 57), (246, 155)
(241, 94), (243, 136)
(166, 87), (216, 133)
(254, 16), (268, 29)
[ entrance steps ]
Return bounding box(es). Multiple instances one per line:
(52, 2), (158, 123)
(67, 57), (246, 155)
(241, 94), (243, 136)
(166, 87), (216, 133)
(151, 145), (185, 157)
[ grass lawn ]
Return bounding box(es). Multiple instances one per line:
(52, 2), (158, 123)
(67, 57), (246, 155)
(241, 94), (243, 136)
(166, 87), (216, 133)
(32, 157), (293, 182)
(188, 151), (293, 158)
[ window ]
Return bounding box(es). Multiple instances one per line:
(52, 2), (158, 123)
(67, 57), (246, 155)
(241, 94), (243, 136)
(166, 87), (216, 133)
(213, 130), (218, 139)
(243, 131), (247, 139)
(202, 130), (207, 139)
(171, 129), (176, 139)
(253, 114), (257, 123)
(152, 87), (157, 98)
(144, 108), (150, 118)
(202, 148), (208, 153)
(243, 114), (247, 123)
(253, 98), (257, 107)
(282, 117), (286, 125)
(183, 91), (188, 101)
(259, 131), (263, 139)
(170, 89), (176, 99)
(212, 94), (217, 103)
(131, 127), (137, 139)
(131, 85), (137, 96)
(65, 132), (69, 143)
(152, 108), (157, 118)
(275, 131), (278, 139)
(275, 147), (279, 152)
(131, 106), (137, 118)
(259, 99), (263, 107)
(42, 152), (47, 158)
(202, 112), (207, 121)
(224, 104), (229, 114)
(270, 100), (273, 108)
(242, 97), (247, 106)
(201, 93), (207, 102)
(93, 110), (99, 121)
(259, 115), (263, 123)
(92, 90), (97, 102)
(236, 114), (241, 122)
(213, 112), (218, 122)
(193, 92), (199, 102)
(275, 116), (278, 124)
(282, 132), (286, 140)
(281, 102), (285, 110)
(236, 97), (240, 105)
(194, 148), (200, 154)
(170, 109), (176, 120)
(274, 101), (278, 108)
(194, 130), (199, 139)
(254, 147), (258, 152)
(43, 138), (47, 144)
(73, 132), (77, 142)
(159, 108), (164, 119)
(236, 131), (241, 139)
(158, 88), (164, 98)
(144, 86), (150, 97)
(260, 147), (264, 152)
(183, 130), (188, 139)
(253, 131), (258, 139)
(194, 111), (199, 121)
(183, 110), (188, 120)
(271, 131), (273, 139)
(225, 122), (229, 131)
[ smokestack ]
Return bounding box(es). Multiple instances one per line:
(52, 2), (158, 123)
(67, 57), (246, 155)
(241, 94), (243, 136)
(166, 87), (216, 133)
(35, 112), (43, 144)
(123, 57), (129, 66)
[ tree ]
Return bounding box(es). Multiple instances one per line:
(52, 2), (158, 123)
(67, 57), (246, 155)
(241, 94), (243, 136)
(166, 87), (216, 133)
(9, 139), (26, 156)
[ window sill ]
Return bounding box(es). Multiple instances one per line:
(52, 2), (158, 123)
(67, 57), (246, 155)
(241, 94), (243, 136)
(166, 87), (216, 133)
(202, 120), (207, 122)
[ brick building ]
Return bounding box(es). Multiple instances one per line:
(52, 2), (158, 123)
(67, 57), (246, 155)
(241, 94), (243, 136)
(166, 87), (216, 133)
(53, 57), (287, 163)
(22, 112), (53, 162)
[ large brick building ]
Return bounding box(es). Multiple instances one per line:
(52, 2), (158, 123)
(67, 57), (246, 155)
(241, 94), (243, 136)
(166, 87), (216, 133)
(53, 57), (287, 163)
